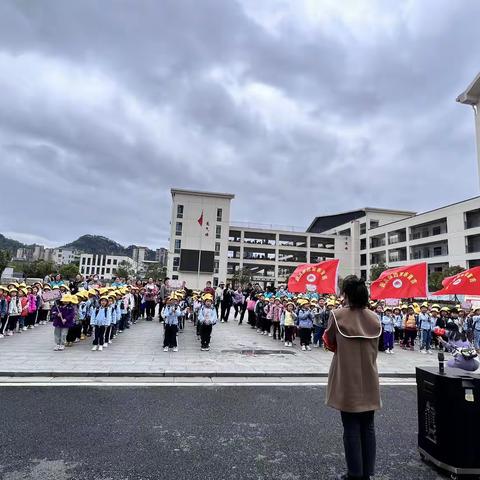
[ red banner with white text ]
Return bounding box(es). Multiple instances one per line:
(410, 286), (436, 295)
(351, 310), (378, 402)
(287, 259), (339, 294)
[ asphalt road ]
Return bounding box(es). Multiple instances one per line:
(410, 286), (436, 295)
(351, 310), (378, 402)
(0, 385), (449, 480)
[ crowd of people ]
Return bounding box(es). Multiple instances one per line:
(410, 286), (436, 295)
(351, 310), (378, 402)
(0, 274), (479, 363)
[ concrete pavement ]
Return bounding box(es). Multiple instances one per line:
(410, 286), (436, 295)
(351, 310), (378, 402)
(0, 314), (440, 377)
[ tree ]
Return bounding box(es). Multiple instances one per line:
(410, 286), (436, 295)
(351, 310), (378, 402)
(59, 263), (79, 280)
(428, 265), (465, 292)
(370, 263), (389, 281)
(0, 249), (11, 278)
(116, 260), (135, 279)
(11, 259), (56, 279)
(143, 263), (167, 281)
(231, 267), (253, 288)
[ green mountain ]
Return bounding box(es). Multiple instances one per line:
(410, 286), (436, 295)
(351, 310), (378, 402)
(0, 233), (158, 259)
(0, 234), (26, 254)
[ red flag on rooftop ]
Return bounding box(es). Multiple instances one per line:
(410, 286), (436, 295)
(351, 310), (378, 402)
(370, 262), (428, 299)
(198, 211), (204, 227)
(287, 259), (339, 294)
(432, 267), (480, 296)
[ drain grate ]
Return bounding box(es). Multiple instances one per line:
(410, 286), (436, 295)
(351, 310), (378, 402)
(221, 349), (296, 356)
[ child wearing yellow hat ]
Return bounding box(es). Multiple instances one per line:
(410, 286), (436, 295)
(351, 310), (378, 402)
(6, 288), (20, 335)
(51, 295), (77, 351)
(197, 295), (218, 351)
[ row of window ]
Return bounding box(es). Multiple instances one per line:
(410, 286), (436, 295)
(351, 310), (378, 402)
(81, 257), (119, 266)
(177, 204), (223, 222)
(80, 266), (117, 275)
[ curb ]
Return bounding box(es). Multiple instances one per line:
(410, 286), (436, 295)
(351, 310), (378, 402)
(0, 371), (416, 379)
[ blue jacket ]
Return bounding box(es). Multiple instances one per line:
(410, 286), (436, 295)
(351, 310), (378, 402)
(382, 315), (395, 333)
(419, 313), (434, 331)
(0, 297), (8, 317)
(90, 306), (111, 326)
(297, 309), (314, 329)
(393, 314), (403, 328)
(78, 301), (88, 320)
(162, 305), (181, 326)
(198, 305), (218, 325)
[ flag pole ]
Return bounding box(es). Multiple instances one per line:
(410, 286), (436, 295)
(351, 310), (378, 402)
(197, 210), (203, 289)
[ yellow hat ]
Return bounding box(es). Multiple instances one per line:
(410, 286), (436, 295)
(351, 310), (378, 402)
(421, 302), (429, 308)
(432, 304), (440, 310)
(430, 307), (439, 313)
(18, 288), (28, 295)
(202, 293), (214, 301)
(440, 306), (450, 312)
(18, 282), (27, 288)
(0, 285), (8, 292)
(9, 287), (18, 294)
(99, 295), (109, 301)
(61, 294), (78, 305)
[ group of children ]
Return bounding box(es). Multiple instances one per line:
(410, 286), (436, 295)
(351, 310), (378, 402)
(373, 301), (480, 355)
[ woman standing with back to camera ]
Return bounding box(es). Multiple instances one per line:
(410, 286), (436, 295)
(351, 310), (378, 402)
(323, 275), (382, 480)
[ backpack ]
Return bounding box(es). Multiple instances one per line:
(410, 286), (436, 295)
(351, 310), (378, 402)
(247, 299), (256, 311)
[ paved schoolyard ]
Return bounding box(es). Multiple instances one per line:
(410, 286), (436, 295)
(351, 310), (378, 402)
(0, 313), (440, 376)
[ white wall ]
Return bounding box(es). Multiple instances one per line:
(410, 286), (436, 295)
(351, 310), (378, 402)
(168, 191), (233, 289)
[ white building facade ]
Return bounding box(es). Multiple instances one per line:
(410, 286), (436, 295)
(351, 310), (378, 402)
(167, 189), (234, 289)
(311, 198), (480, 280)
(79, 254), (134, 280)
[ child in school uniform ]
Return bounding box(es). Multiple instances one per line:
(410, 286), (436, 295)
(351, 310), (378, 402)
(381, 307), (395, 354)
(162, 296), (181, 352)
(296, 301), (314, 351)
(25, 286), (37, 329)
(0, 286), (9, 338)
(51, 294), (77, 351)
(104, 294), (117, 346)
(90, 296), (110, 351)
(197, 294), (218, 351)
(6, 287), (20, 336)
(18, 287), (29, 332)
(270, 298), (284, 340)
(283, 301), (297, 347)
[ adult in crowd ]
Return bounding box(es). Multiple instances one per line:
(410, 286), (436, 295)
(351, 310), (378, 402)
(215, 282), (224, 316)
(239, 282), (253, 325)
(232, 286), (244, 321)
(157, 277), (169, 322)
(203, 280), (215, 298)
(220, 283), (233, 322)
(69, 274), (84, 294)
(144, 278), (158, 321)
(323, 275), (382, 480)
(50, 274), (64, 288)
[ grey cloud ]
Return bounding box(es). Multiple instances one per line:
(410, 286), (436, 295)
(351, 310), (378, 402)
(0, 0), (479, 248)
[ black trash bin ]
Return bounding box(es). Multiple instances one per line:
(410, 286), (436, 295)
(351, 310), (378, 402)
(416, 366), (480, 478)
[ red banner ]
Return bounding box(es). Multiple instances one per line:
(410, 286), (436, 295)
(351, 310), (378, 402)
(287, 259), (339, 294)
(432, 267), (480, 296)
(370, 262), (428, 299)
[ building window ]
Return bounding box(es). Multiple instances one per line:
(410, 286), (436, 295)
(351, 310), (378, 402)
(360, 223), (366, 235)
(432, 226), (441, 236)
(82, 257), (86, 265)
(214, 260), (219, 274)
(216, 225), (221, 239)
(101, 268), (105, 274)
(213, 277), (218, 287)
(173, 257), (180, 271)
(177, 204), (184, 219)
(172, 275), (179, 280)
(176, 222), (183, 236)
(174, 239), (181, 254)
(106, 268), (110, 274)
(113, 259), (117, 265)
(107, 259), (111, 265)
(215, 242), (221, 256)
(433, 246), (443, 256)
(87, 257), (91, 265)
(370, 220), (379, 229)
(217, 208), (223, 222)
(360, 238), (366, 250)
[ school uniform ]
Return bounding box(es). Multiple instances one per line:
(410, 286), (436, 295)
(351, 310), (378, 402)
(197, 304), (218, 349)
(381, 314), (395, 352)
(51, 304), (76, 347)
(90, 306), (111, 346)
(7, 296), (20, 334)
(283, 310), (297, 344)
(0, 296), (9, 336)
(296, 308), (314, 348)
(162, 305), (181, 349)
(419, 313), (435, 352)
(269, 304), (284, 340)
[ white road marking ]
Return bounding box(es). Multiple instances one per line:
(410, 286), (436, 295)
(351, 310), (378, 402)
(0, 379), (416, 387)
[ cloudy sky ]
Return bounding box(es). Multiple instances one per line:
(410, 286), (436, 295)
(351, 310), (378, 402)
(1, 0), (479, 249)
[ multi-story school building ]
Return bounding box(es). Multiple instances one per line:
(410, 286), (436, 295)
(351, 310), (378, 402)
(167, 189), (480, 288)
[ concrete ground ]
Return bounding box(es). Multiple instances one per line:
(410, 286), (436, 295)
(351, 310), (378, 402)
(0, 384), (450, 480)
(0, 313), (440, 376)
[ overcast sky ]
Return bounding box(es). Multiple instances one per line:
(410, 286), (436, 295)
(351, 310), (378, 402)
(1, 0), (479, 249)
